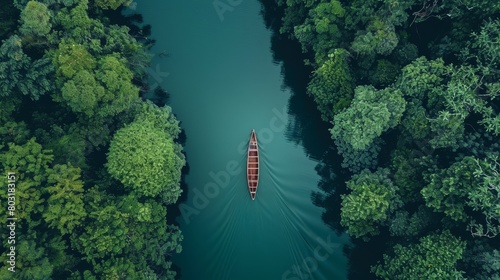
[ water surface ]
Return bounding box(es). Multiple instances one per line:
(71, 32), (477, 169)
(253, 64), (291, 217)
(132, 1), (350, 279)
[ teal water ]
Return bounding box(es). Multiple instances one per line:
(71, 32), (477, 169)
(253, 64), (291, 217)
(130, 1), (350, 279)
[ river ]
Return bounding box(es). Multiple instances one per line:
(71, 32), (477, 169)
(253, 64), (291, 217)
(128, 1), (350, 279)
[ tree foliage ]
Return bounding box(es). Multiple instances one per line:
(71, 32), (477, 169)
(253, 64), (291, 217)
(422, 156), (479, 221)
(331, 85), (405, 150)
(19, 1), (52, 38)
(340, 168), (401, 239)
(334, 135), (382, 173)
(0, 138), (54, 221)
(0, 35), (55, 100)
(275, 1), (500, 279)
(43, 164), (87, 235)
(307, 48), (354, 121)
(293, 0), (345, 63)
(53, 42), (139, 117)
(107, 102), (185, 200)
(0, 0), (184, 278)
(75, 203), (130, 261)
(372, 231), (466, 280)
(420, 154), (500, 239)
(468, 155), (500, 238)
(351, 19), (398, 56)
(388, 206), (432, 237)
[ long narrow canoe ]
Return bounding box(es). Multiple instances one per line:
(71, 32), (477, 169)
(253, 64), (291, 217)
(247, 129), (259, 200)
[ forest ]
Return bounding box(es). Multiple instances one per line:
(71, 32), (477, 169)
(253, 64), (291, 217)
(265, 0), (500, 279)
(0, 0), (184, 279)
(0, 0), (499, 279)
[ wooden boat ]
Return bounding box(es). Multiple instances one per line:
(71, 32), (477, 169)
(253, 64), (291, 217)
(247, 129), (259, 200)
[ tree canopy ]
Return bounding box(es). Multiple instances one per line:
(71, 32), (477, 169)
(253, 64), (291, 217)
(273, 0), (500, 278)
(0, 1), (184, 278)
(372, 231), (466, 279)
(107, 102), (185, 200)
(340, 168), (401, 239)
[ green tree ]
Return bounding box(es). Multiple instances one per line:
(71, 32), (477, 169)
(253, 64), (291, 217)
(53, 42), (96, 82)
(94, 257), (139, 279)
(273, 1), (500, 279)
(400, 101), (431, 141)
(73, 202), (130, 262)
(107, 103), (185, 200)
(334, 136), (382, 172)
(388, 206), (432, 237)
(344, 0), (413, 30)
(43, 164), (87, 235)
(464, 20), (500, 135)
(0, 96), (21, 123)
(19, 1), (52, 38)
(40, 123), (87, 167)
(351, 19), (398, 56)
(0, 239), (53, 280)
(307, 48), (354, 121)
(372, 231), (466, 280)
(395, 57), (470, 149)
(0, 0), (19, 40)
(93, 54), (138, 117)
(55, 0), (146, 65)
(54, 0), (95, 42)
(53, 42), (138, 117)
(0, 121), (30, 149)
(20, 56), (56, 100)
(462, 241), (500, 280)
(0, 36), (54, 100)
(468, 155), (500, 238)
(331, 85), (405, 150)
(293, 0), (345, 63)
(119, 196), (183, 275)
(60, 69), (104, 115)
(77, 116), (113, 149)
(396, 57), (450, 100)
(340, 168), (401, 239)
(14, 0), (78, 10)
(368, 59), (400, 87)
(0, 138), (53, 222)
(132, 100), (182, 139)
(390, 148), (426, 203)
(0, 0), (184, 278)
(422, 156), (479, 222)
(474, 249), (500, 279)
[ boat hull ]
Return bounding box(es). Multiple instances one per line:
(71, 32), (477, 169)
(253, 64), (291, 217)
(247, 129), (259, 200)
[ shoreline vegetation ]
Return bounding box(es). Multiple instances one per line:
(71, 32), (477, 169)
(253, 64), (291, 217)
(260, 0), (499, 279)
(0, 0), (184, 279)
(0, 0), (498, 279)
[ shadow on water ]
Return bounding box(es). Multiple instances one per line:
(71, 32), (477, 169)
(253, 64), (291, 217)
(164, 118), (190, 280)
(257, 0), (331, 162)
(257, 1), (385, 279)
(167, 126), (190, 225)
